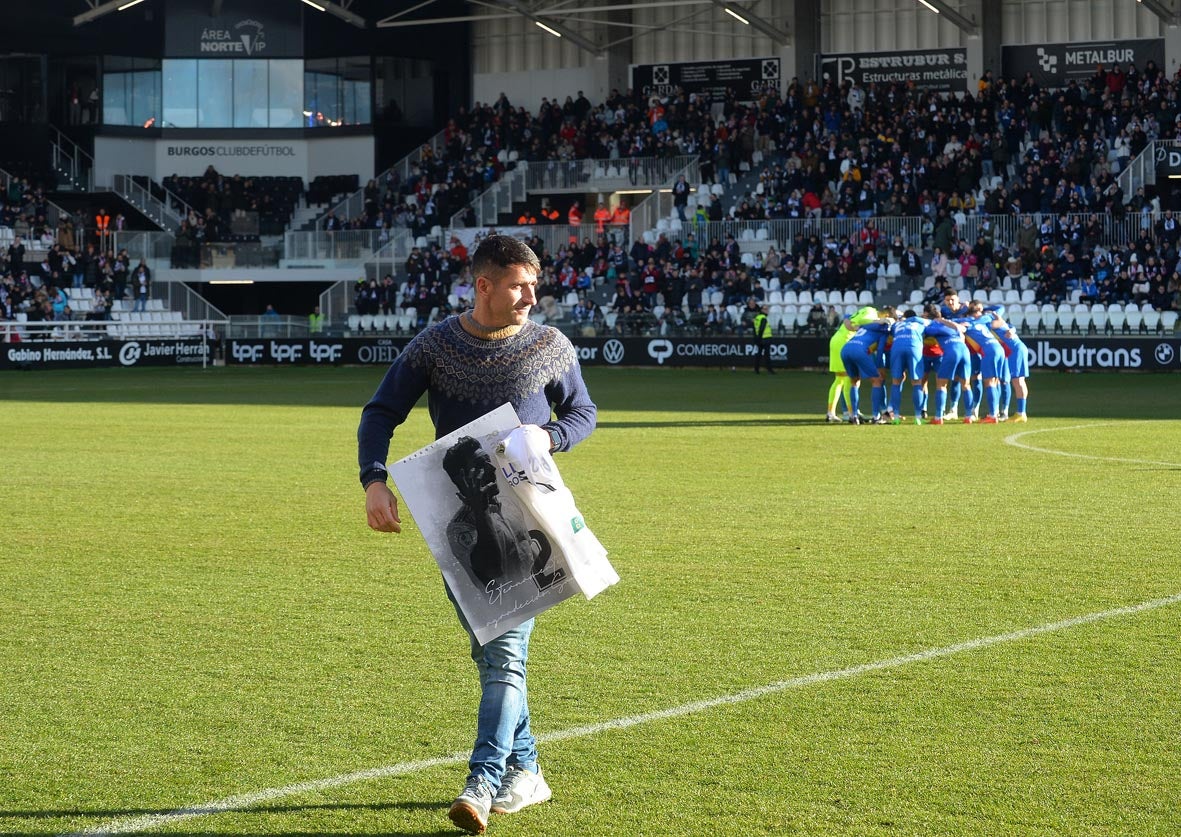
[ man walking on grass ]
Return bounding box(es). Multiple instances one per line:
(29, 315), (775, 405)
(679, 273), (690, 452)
(357, 234), (597, 834)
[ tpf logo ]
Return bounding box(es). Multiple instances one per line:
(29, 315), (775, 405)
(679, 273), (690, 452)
(648, 339), (673, 365)
(1036, 47), (1059, 74)
(119, 342), (142, 366)
(603, 339), (625, 365)
(233, 343), (264, 363)
(1154, 342), (1175, 366)
(310, 341), (343, 363)
(270, 341), (303, 363)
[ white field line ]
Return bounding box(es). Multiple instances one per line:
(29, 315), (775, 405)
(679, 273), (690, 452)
(1004, 422), (1181, 468)
(65, 591), (1181, 837)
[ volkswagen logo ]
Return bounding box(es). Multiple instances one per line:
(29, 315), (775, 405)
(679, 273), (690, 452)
(1154, 342), (1175, 365)
(603, 339), (625, 365)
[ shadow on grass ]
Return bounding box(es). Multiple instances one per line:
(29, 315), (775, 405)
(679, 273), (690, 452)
(0, 799), (456, 837)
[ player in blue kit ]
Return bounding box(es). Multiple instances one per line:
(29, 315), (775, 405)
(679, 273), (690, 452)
(921, 303), (972, 425)
(962, 300), (1008, 423)
(840, 314), (895, 424)
(888, 309), (931, 424)
(939, 290), (969, 419)
(983, 305), (1031, 422)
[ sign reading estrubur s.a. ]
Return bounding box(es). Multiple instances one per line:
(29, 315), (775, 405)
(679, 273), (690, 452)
(389, 404), (617, 644)
(818, 48), (967, 93)
(631, 57), (781, 103)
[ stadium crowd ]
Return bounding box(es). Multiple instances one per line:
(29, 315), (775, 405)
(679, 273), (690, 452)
(342, 59), (1181, 333)
(6, 59), (1181, 333)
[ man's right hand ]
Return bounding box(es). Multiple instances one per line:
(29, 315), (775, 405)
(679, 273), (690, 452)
(366, 482), (401, 533)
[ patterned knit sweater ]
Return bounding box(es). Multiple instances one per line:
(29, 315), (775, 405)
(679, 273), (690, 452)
(357, 314), (597, 486)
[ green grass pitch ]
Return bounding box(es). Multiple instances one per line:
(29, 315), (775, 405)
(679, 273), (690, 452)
(1, 366), (1179, 836)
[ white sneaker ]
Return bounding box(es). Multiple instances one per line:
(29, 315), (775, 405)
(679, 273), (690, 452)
(449, 776), (495, 834)
(491, 767), (552, 815)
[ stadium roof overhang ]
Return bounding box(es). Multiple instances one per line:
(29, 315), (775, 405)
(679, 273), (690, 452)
(912, 0), (978, 36)
(73, 0), (367, 28)
(1135, 0), (1179, 26)
(373, 0), (790, 56)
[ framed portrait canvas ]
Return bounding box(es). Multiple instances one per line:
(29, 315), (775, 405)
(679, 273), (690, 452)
(389, 404), (579, 644)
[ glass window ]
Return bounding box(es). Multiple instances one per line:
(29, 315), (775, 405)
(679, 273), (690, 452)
(163, 59), (197, 128)
(197, 61), (232, 127)
(341, 56), (371, 126)
(102, 72), (129, 125)
(233, 59), (268, 128)
(130, 71), (160, 127)
(304, 59), (339, 127)
(268, 59), (302, 128)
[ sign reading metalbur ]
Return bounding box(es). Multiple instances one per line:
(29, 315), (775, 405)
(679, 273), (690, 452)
(1001, 38), (1164, 89)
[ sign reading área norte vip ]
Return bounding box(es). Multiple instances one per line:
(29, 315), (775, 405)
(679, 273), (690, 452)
(164, 0), (303, 58)
(818, 48), (967, 93)
(1001, 38), (1164, 89)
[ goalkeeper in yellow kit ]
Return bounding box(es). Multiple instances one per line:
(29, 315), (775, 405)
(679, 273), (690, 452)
(826, 306), (878, 423)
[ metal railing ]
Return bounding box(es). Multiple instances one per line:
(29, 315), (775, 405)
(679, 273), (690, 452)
(113, 230), (175, 274)
(636, 212), (1157, 254)
(224, 315), (312, 339)
(1116, 139), (1178, 203)
(628, 159), (700, 245)
(318, 281), (354, 326)
(317, 227), (415, 325)
(522, 155), (696, 193)
(365, 228), (415, 280)
(114, 175), (188, 232)
(450, 165), (527, 229)
(49, 125), (95, 193)
(156, 281), (228, 322)
(524, 223), (630, 253)
(283, 229), (384, 262)
(1, 316), (224, 348)
(317, 128), (449, 229)
(1, 166), (71, 231)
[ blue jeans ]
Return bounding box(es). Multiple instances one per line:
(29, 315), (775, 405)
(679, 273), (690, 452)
(446, 582), (538, 787)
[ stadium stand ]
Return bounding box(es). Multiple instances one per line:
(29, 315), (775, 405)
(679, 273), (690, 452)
(5, 48), (1181, 337)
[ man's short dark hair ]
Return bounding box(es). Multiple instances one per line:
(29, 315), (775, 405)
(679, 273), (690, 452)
(471, 234), (540, 280)
(442, 436), (491, 486)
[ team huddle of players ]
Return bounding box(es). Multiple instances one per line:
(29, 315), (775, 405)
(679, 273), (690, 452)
(826, 290), (1031, 425)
